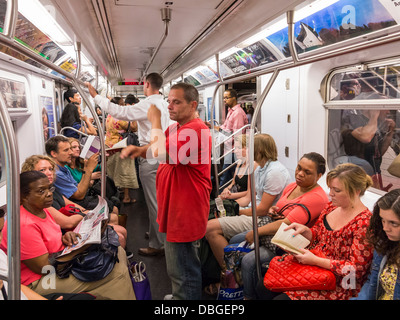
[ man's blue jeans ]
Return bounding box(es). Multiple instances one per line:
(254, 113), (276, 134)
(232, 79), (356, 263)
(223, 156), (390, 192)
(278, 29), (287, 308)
(164, 240), (202, 300)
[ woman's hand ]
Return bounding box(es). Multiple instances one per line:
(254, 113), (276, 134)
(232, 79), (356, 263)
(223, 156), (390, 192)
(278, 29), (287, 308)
(267, 206), (285, 220)
(245, 230), (254, 244)
(219, 188), (231, 199)
(293, 249), (317, 265)
(284, 222), (312, 240)
(62, 232), (81, 246)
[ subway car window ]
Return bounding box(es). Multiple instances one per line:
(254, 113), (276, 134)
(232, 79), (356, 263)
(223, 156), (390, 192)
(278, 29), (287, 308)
(0, 0), (68, 70)
(268, 0), (397, 58)
(327, 67), (400, 192)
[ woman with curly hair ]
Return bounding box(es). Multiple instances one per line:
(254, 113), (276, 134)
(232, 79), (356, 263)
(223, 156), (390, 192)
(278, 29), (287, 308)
(354, 189), (400, 300)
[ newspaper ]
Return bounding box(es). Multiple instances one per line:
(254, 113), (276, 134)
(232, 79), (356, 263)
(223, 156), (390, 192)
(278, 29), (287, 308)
(105, 137), (128, 151)
(57, 196), (109, 258)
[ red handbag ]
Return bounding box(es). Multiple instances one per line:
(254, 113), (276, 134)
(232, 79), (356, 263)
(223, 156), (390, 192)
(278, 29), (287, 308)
(59, 204), (85, 217)
(264, 251), (336, 292)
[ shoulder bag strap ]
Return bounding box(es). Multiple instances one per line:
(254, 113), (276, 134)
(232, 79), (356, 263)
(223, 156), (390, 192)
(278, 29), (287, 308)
(277, 203), (311, 225)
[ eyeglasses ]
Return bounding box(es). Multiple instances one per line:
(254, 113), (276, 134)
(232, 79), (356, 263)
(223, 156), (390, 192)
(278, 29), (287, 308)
(223, 96), (233, 100)
(35, 186), (56, 196)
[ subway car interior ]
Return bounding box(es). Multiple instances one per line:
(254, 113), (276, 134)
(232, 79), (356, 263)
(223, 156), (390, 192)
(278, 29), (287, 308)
(0, 0), (400, 302)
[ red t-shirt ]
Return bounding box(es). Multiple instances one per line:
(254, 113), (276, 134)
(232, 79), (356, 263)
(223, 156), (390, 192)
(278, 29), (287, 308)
(156, 118), (212, 242)
(275, 182), (329, 227)
(0, 205), (65, 285)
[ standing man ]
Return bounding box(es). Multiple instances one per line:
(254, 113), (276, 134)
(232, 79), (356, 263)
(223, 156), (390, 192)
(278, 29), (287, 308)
(122, 83), (212, 300)
(213, 89), (248, 187)
(85, 73), (169, 256)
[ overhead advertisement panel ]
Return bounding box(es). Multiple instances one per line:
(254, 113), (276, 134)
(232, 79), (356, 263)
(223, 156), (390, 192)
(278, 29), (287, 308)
(267, 0), (397, 57)
(221, 41), (278, 74)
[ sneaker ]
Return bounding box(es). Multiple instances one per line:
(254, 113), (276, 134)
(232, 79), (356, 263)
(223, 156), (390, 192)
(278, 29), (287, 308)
(164, 294), (173, 300)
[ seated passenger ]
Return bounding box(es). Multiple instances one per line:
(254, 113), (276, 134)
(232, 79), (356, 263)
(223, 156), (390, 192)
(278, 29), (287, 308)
(219, 134), (250, 200)
(258, 163), (374, 300)
(238, 152), (329, 300)
(67, 137), (101, 184)
(205, 134), (291, 269)
(21, 155), (127, 247)
(45, 135), (119, 225)
(354, 189), (400, 300)
(0, 171), (135, 300)
(21, 155), (86, 230)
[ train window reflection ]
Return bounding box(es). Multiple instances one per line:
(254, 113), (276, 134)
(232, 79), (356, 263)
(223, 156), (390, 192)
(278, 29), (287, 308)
(328, 107), (400, 192)
(327, 63), (400, 192)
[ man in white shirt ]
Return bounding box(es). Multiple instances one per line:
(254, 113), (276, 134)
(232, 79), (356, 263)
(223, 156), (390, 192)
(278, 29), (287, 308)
(85, 73), (169, 256)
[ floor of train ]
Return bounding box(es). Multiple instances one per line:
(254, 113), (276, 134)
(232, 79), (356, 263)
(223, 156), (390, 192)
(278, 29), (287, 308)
(121, 187), (214, 300)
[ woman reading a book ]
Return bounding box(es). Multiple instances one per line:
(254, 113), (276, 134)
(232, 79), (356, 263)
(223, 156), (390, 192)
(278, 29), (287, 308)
(0, 171), (135, 300)
(259, 163), (374, 300)
(238, 152), (329, 300)
(353, 189), (400, 300)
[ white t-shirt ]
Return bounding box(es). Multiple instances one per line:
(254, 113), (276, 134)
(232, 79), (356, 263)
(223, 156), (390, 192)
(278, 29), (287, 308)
(94, 94), (170, 146)
(0, 250), (27, 300)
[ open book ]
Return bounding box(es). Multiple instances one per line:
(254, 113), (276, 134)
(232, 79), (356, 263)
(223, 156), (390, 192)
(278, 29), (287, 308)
(271, 222), (310, 255)
(56, 196), (109, 261)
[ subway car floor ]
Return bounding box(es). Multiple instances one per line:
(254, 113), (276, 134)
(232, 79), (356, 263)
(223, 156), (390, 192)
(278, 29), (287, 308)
(120, 187), (171, 300)
(120, 187), (214, 300)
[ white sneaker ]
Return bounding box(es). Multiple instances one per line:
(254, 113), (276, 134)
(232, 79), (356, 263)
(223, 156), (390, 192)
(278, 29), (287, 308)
(164, 294), (173, 300)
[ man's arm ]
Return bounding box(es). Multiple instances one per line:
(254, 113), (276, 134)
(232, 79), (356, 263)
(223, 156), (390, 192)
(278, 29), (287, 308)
(147, 105), (168, 160)
(85, 82), (145, 122)
(85, 81), (98, 98)
(351, 110), (379, 144)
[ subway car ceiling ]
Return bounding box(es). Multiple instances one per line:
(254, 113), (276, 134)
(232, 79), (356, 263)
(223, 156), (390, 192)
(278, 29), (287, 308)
(2, 0), (400, 97)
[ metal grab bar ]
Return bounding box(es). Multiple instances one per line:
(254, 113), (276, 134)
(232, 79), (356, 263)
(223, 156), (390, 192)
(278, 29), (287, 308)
(214, 124), (251, 150)
(0, 92), (21, 300)
(0, 0), (106, 299)
(59, 126), (89, 140)
(0, 0), (20, 300)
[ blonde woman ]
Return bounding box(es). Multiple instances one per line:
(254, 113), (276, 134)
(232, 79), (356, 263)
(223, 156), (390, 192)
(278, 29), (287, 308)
(262, 163), (374, 300)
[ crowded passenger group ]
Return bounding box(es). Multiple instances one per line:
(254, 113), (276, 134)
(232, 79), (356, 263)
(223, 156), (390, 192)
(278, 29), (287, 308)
(1, 72), (400, 301)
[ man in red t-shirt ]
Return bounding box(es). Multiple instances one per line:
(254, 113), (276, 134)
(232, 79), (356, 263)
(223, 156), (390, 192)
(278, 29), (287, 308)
(121, 83), (212, 300)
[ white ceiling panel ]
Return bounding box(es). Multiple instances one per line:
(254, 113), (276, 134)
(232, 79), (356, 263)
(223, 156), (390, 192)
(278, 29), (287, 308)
(45, 0), (307, 85)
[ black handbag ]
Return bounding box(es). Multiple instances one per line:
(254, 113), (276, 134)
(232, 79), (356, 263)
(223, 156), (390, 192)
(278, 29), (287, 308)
(121, 122), (139, 146)
(54, 226), (120, 282)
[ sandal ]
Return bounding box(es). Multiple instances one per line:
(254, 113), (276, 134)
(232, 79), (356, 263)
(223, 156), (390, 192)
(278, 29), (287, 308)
(204, 283), (220, 296)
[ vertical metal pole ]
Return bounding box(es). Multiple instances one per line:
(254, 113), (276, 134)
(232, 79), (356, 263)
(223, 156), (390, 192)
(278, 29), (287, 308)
(73, 80), (107, 199)
(3, 0), (18, 39)
(0, 95), (21, 300)
(250, 69), (279, 281)
(287, 10), (299, 65)
(210, 84), (222, 193)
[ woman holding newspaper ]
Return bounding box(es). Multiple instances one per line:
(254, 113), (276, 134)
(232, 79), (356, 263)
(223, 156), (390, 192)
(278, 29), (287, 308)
(0, 171), (135, 300)
(259, 163), (375, 300)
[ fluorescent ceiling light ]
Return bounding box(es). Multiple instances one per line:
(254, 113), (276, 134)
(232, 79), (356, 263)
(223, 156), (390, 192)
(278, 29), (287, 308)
(18, 0), (94, 73)
(18, 0), (72, 46)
